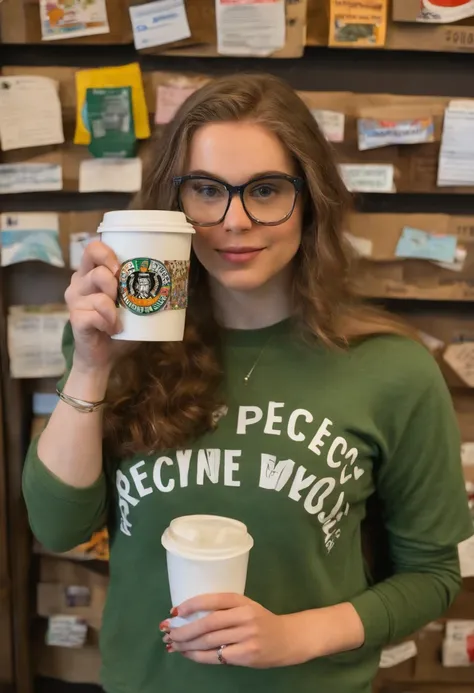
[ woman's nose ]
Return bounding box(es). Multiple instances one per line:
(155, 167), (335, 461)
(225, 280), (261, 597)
(222, 194), (253, 233)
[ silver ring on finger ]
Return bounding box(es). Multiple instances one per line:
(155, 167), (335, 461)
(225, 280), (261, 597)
(217, 644), (228, 665)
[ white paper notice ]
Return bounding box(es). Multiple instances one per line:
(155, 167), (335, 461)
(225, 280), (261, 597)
(129, 0), (191, 50)
(438, 103), (474, 187)
(70, 232), (96, 271)
(79, 158), (142, 193)
(0, 163), (62, 194)
(462, 442), (474, 466)
(459, 535), (474, 578)
(0, 76), (65, 151)
(46, 615), (88, 648)
(340, 164), (395, 193)
(443, 342), (474, 387)
(379, 641), (417, 668)
(343, 231), (373, 257)
(216, 0), (286, 56)
(312, 110), (345, 143)
(8, 306), (69, 379)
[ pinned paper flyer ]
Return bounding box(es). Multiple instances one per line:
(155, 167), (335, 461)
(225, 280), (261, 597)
(0, 76), (65, 151)
(155, 85), (196, 125)
(329, 0), (388, 47)
(1, 213), (64, 268)
(79, 158), (142, 193)
(129, 0), (191, 50)
(343, 232), (373, 258)
(339, 164), (395, 193)
(438, 104), (474, 187)
(39, 0), (109, 41)
(312, 110), (345, 143)
(86, 87), (136, 158)
(358, 117), (434, 151)
(395, 227), (457, 264)
(46, 615), (88, 648)
(70, 232), (96, 271)
(74, 64), (150, 146)
(379, 641), (417, 668)
(0, 164), (62, 194)
(216, 0), (286, 56)
(8, 305), (69, 379)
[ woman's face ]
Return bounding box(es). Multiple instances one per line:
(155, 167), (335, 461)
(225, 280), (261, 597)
(185, 122), (303, 292)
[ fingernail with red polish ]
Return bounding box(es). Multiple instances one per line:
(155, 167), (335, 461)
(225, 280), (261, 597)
(170, 606), (179, 617)
(159, 620), (170, 632)
(166, 644), (174, 653)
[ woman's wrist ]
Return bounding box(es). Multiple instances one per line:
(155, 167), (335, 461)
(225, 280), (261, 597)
(65, 357), (111, 402)
(282, 602), (365, 665)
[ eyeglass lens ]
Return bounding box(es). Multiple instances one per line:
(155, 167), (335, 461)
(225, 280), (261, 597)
(178, 176), (298, 225)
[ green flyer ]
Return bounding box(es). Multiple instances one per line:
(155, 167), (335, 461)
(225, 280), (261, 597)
(86, 86), (136, 158)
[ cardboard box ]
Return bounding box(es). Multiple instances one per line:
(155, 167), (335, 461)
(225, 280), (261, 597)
(386, 18), (474, 53)
(35, 623), (101, 684)
(347, 213), (474, 301)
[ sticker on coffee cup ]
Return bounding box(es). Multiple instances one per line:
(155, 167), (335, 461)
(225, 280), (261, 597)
(117, 257), (189, 316)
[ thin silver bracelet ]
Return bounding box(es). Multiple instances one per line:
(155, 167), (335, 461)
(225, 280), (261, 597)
(56, 388), (106, 414)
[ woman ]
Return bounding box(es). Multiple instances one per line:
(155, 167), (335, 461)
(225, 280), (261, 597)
(23, 74), (472, 693)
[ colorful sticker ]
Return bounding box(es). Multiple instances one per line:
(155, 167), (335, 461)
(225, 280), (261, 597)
(118, 258), (189, 316)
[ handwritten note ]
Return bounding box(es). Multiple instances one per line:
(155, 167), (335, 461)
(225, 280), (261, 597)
(443, 342), (474, 387)
(129, 0), (191, 50)
(79, 158), (142, 193)
(155, 85), (196, 125)
(216, 0), (286, 56)
(0, 76), (64, 151)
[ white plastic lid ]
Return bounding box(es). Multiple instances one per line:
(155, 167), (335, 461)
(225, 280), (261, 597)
(161, 515), (254, 561)
(97, 210), (195, 234)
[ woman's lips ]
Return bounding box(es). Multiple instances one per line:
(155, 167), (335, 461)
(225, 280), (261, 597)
(217, 248), (264, 264)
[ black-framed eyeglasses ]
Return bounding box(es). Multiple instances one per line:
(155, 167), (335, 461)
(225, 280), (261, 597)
(173, 173), (304, 227)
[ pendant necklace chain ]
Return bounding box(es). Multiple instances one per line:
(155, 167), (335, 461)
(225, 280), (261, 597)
(243, 335), (275, 384)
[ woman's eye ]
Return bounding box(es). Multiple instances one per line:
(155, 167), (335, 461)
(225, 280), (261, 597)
(193, 185), (223, 199)
(251, 185), (275, 198)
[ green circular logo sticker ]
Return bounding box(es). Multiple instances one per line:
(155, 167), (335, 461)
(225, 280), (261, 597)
(118, 258), (171, 316)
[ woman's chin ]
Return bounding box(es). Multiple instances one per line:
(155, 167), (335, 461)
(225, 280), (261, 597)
(212, 270), (270, 293)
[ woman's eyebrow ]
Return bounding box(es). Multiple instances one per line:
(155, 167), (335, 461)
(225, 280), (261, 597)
(186, 169), (291, 180)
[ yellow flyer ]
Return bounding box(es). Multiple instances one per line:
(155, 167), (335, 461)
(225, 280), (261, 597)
(74, 63), (150, 145)
(329, 0), (388, 47)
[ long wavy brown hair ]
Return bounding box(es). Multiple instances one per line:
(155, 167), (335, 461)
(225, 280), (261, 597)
(103, 73), (414, 461)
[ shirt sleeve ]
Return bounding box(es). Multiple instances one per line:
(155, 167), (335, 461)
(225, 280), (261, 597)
(22, 320), (108, 554)
(350, 360), (473, 648)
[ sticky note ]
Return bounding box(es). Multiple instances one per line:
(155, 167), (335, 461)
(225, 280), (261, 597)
(155, 85), (196, 125)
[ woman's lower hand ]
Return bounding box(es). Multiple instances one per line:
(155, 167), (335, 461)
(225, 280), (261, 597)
(160, 593), (311, 668)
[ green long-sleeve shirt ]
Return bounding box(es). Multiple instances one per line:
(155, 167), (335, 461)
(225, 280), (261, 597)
(23, 320), (473, 693)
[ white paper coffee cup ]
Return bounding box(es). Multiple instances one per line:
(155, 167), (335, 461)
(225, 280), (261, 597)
(161, 515), (254, 626)
(97, 210), (195, 342)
